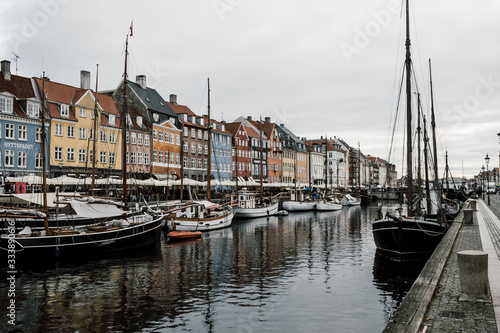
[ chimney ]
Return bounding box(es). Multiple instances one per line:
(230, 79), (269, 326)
(1, 60), (11, 80)
(247, 116), (252, 121)
(136, 75), (147, 89)
(80, 70), (90, 89)
(170, 94), (177, 105)
(280, 124), (284, 127)
(265, 117), (271, 123)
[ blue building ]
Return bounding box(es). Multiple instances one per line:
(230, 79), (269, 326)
(208, 118), (233, 193)
(0, 60), (49, 185)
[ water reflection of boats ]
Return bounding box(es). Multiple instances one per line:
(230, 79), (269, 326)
(372, 252), (426, 322)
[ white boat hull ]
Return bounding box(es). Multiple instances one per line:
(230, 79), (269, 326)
(316, 202), (342, 211)
(234, 202), (279, 218)
(282, 201), (316, 211)
(171, 210), (234, 231)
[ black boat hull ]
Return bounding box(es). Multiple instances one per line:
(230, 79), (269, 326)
(372, 216), (447, 260)
(1, 216), (164, 262)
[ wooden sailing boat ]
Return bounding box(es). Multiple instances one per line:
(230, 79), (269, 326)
(371, 0), (448, 260)
(0, 28), (164, 261)
(167, 78), (234, 231)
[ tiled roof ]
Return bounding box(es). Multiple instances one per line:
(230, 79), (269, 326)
(168, 102), (207, 129)
(0, 73), (37, 118)
(127, 80), (176, 117)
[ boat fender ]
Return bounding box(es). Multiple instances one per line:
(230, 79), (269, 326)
(18, 226), (32, 236)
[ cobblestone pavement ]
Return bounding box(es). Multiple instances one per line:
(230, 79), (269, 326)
(422, 195), (500, 333)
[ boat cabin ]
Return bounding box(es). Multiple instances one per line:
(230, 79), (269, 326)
(233, 188), (257, 209)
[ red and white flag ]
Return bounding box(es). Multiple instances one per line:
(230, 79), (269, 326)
(129, 20), (133, 37)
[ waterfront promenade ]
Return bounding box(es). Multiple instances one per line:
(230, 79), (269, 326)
(384, 194), (500, 333)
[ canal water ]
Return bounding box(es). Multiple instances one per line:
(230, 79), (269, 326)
(1, 202), (426, 332)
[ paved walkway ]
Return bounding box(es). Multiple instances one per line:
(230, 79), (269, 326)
(422, 194), (500, 332)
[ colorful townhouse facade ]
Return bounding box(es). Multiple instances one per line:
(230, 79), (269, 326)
(226, 122), (251, 182)
(206, 118), (233, 190)
(151, 119), (181, 180)
(0, 60), (49, 185)
(36, 70), (122, 178)
(261, 117), (282, 185)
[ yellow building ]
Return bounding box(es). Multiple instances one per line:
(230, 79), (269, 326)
(36, 72), (122, 178)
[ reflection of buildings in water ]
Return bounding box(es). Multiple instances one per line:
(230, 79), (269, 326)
(371, 252), (426, 322)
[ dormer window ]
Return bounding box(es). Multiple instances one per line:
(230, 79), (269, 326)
(0, 94), (14, 113)
(109, 114), (116, 125)
(60, 104), (69, 117)
(27, 102), (40, 118)
(153, 113), (159, 122)
(137, 116), (143, 127)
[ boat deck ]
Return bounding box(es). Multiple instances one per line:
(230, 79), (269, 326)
(383, 195), (500, 332)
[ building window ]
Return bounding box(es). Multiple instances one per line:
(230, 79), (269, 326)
(67, 125), (75, 138)
(126, 132), (129, 143)
(204, 131), (208, 140)
(4, 123), (14, 139)
(109, 132), (115, 143)
(130, 152), (136, 164)
(198, 129), (202, 139)
(198, 144), (202, 154)
(90, 110), (95, 119)
(176, 134), (180, 145)
(176, 153), (180, 165)
(5, 150), (14, 167)
(191, 158), (196, 168)
(204, 145), (208, 155)
(144, 153), (150, 165)
(198, 159), (202, 169)
(184, 127), (188, 137)
(191, 128), (196, 138)
(100, 151), (106, 164)
(35, 153), (42, 168)
(27, 102), (40, 118)
(36, 128), (42, 142)
(17, 151), (27, 168)
(100, 130), (106, 142)
(54, 124), (63, 137)
(159, 131), (164, 142)
(172, 153), (176, 164)
(171, 133), (175, 144)
(79, 149), (86, 162)
(0, 96), (14, 113)
(137, 152), (143, 165)
(153, 150), (157, 163)
(18, 125), (27, 141)
(80, 108), (86, 118)
(131, 132), (136, 144)
(138, 133), (143, 145)
(159, 151), (163, 163)
(67, 148), (75, 161)
(164, 132), (169, 143)
(110, 152), (116, 165)
(191, 143), (196, 153)
(153, 129), (157, 140)
(145, 134), (150, 146)
(183, 157), (188, 168)
(55, 147), (62, 161)
(89, 150), (93, 163)
(90, 128), (95, 141)
(60, 104), (69, 117)
(183, 142), (188, 152)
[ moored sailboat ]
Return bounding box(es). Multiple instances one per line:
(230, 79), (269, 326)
(371, 0), (448, 259)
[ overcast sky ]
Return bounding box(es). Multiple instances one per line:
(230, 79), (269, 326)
(1, 0), (499, 179)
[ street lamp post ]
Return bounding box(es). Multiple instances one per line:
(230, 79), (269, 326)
(485, 154), (490, 205)
(481, 165), (485, 200)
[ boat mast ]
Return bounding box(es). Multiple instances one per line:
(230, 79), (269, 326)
(259, 116), (263, 195)
(121, 31), (130, 207)
(405, 0), (414, 216)
(91, 64), (99, 196)
(429, 59), (439, 193)
(324, 136), (328, 195)
(423, 115), (432, 213)
(235, 133), (239, 193)
(416, 93), (422, 215)
(180, 122), (184, 201)
(41, 73), (49, 234)
(206, 77), (211, 201)
(357, 141), (361, 191)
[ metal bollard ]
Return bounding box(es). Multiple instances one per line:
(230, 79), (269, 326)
(457, 250), (489, 301)
(463, 209), (473, 225)
(469, 200), (477, 211)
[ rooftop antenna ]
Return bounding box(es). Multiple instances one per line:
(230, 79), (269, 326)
(12, 52), (19, 75)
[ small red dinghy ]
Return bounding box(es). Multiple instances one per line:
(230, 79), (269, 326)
(167, 231), (202, 240)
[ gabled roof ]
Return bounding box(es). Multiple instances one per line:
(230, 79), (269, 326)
(127, 80), (176, 118)
(0, 72), (38, 118)
(168, 102), (207, 129)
